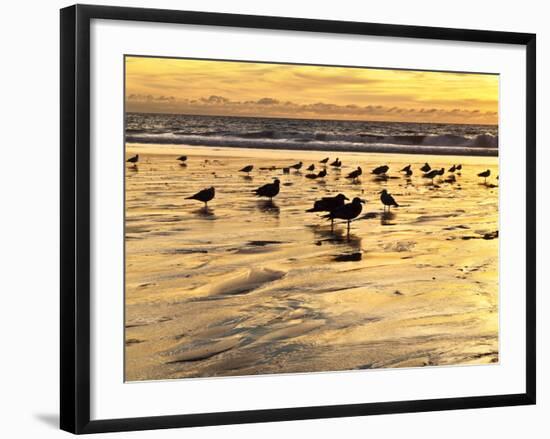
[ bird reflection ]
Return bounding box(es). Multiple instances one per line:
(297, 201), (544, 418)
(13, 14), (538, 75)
(309, 224), (363, 247)
(193, 207), (216, 218)
(380, 210), (396, 226)
(257, 200), (280, 215)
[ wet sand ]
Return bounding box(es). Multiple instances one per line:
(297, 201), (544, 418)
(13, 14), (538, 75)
(125, 144), (499, 381)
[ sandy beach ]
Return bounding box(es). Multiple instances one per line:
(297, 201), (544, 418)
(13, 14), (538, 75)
(124, 144), (499, 381)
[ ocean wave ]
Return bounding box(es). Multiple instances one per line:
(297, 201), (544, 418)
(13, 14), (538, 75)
(125, 132), (498, 156)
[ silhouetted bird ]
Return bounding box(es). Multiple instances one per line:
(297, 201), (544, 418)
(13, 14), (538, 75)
(319, 157), (329, 164)
(372, 165), (389, 175)
(290, 162), (303, 171)
(306, 168), (328, 179)
(317, 169), (327, 178)
(330, 158), (342, 168)
(324, 197), (366, 234)
(456, 164), (462, 171)
(239, 165), (254, 175)
(186, 187), (215, 208)
(307, 193), (348, 214)
(420, 162), (431, 172)
(177, 155), (187, 162)
(253, 179), (280, 200)
(306, 164), (315, 171)
(127, 154), (139, 164)
(346, 166), (362, 182)
(448, 165), (456, 173)
(380, 189), (399, 212)
(400, 164), (411, 173)
(423, 168), (445, 184)
(404, 168), (413, 177)
(478, 169), (491, 184)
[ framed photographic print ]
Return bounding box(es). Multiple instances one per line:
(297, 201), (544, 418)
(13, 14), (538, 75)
(60, 4), (536, 434)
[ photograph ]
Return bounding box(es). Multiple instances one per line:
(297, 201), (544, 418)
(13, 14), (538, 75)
(124, 56), (499, 382)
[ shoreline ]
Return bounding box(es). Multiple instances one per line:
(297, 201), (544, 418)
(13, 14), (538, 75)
(126, 141), (498, 158)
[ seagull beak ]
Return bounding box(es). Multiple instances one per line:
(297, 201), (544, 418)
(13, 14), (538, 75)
(378, 190), (383, 194)
(344, 196), (350, 200)
(360, 199), (367, 204)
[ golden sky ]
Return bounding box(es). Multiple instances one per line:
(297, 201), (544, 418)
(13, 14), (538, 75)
(125, 56), (498, 125)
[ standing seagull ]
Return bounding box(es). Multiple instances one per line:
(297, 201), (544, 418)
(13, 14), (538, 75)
(448, 164), (456, 173)
(127, 154), (139, 164)
(290, 161), (303, 171)
(177, 155), (187, 162)
(379, 189), (399, 212)
(420, 162), (431, 173)
(319, 157), (329, 164)
(307, 193), (349, 213)
(186, 187), (215, 208)
(372, 165), (389, 175)
(456, 164), (463, 171)
(400, 164), (412, 173)
(253, 178), (280, 201)
(330, 158), (342, 168)
(306, 164), (315, 172)
(307, 193), (349, 229)
(239, 165), (254, 175)
(346, 166), (362, 182)
(423, 168), (445, 185)
(317, 169), (327, 178)
(478, 169), (491, 184)
(324, 197), (366, 236)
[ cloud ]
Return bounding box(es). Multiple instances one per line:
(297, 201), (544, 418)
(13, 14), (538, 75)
(125, 94), (497, 124)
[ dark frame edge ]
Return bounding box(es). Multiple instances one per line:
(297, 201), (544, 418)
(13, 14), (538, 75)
(79, 394), (533, 434)
(525, 34), (536, 404)
(61, 4), (93, 434)
(60, 4), (77, 434)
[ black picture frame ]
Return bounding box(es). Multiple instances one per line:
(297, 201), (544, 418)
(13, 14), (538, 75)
(60, 4), (536, 434)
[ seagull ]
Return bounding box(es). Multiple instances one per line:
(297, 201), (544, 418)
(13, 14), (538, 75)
(330, 158), (342, 168)
(346, 166), (362, 182)
(448, 165), (456, 173)
(478, 169), (491, 184)
(306, 164), (315, 172)
(239, 165), (254, 175)
(324, 197), (366, 235)
(253, 178), (280, 200)
(379, 189), (399, 212)
(400, 164), (411, 173)
(307, 193), (349, 229)
(290, 162), (303, 171)
(456, 164), (463, 171)
(423, 168), (445, 184)
(307, 194), (349, 213)
(372, 165), (389, 175)
(186, 187), (215, 208)
(127, 154), (139, 164)
(420, 162), (431, 172)
(306, 168), (328, 179)
(177, 155), (187, 162)
(404, 168), (413, 177)
(319, 157), (329, 164)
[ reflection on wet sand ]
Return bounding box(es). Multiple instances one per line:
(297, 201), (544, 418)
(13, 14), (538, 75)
(125, 145), (499, 381)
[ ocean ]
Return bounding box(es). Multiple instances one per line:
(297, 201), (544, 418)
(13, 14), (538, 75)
(126, 113), (499, 156)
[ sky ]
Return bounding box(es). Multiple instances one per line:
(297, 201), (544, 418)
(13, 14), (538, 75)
(125, 56), (499, 125)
